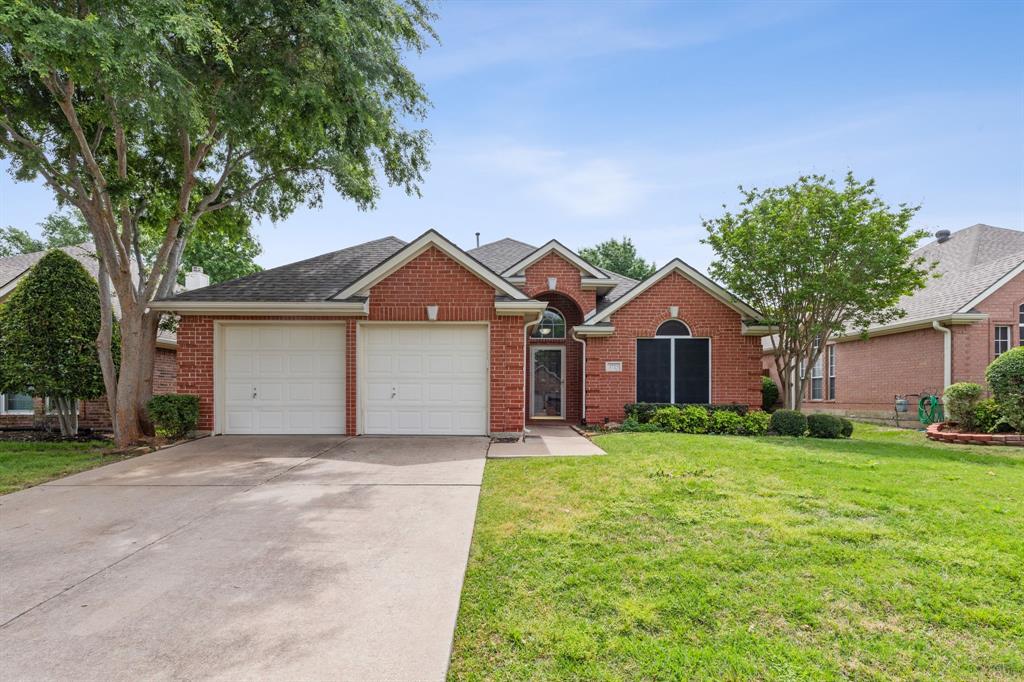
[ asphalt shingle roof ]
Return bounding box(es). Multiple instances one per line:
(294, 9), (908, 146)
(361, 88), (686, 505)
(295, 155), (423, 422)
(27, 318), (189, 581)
(466, 238), (538, 273)
(900, 224), (1024, 321)
(160, 236), (407, 302)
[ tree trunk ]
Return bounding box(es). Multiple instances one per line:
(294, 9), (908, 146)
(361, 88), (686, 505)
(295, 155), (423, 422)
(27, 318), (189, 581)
(95, 257), (119, 436)
(134, 311), (161, 437)
(54, 396), (77, 437)
(112, 306), (147, 446)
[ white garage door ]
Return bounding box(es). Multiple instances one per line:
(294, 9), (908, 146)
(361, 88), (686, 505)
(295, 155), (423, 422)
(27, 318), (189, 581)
(361, 324), (488, 435)
(222, 324), (345, 434)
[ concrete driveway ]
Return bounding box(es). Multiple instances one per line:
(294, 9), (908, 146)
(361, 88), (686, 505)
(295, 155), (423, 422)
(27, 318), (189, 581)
(0, 435), (488, 681)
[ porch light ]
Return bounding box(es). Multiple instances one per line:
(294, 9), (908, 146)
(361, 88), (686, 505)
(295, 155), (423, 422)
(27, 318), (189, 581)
(669, 305), (679, 318)
(426, 305), (439, 321)
(547, 276), (557, 290)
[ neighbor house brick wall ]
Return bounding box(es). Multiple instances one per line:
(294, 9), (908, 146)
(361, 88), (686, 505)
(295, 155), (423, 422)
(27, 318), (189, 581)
(0, 347), (177, 431)
(763, 270), (1024, 423)
(175, 247), (528, 436)
(585, 272), (762, 424)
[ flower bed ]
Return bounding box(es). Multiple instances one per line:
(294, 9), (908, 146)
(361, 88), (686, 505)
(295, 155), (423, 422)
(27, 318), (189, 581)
(925, 422), (1024, 446)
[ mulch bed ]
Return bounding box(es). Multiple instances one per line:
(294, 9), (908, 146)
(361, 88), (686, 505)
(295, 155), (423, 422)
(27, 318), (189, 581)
(0, 429), (113, 444)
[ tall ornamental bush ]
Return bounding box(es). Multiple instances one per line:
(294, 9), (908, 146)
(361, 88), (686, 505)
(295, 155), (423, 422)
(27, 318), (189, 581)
(761, 376), (779, 411)
(986, 348), (1024, 432)
(0, 250), (117, 436)
(942, 382), (983, 432)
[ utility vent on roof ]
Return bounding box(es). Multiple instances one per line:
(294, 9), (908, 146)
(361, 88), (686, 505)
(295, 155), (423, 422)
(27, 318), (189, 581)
(935, 229), (951, 243)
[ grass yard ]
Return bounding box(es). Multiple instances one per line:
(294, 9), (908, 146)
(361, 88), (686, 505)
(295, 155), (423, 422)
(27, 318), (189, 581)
(0, 440), (128, 494)
(449, 424), (1024, 680)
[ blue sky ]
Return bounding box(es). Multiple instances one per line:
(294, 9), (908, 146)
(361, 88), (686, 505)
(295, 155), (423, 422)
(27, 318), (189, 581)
(2, 0), (1022, 273)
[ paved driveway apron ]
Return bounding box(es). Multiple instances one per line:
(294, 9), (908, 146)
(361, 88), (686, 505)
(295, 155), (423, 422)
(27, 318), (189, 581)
(0, 435), (487, 681)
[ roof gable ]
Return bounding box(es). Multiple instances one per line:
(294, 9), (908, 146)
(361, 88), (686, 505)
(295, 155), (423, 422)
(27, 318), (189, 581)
(585, 258), (762, 324)
(467, 238), (537, 273)
(501, 240), (608, 280)
(332, 230), (529, 301)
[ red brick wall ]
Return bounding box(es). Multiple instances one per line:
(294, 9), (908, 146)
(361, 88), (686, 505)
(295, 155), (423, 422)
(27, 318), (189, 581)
(953, 270), (1024, 385)
(584, 272), (762, 424)
(175, 246), (528, 435)
(523, 251), (597, 314)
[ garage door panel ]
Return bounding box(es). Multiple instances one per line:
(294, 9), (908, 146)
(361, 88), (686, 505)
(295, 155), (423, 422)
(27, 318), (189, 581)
(222, 325), (344, 434)
(361, 324), (487, 435)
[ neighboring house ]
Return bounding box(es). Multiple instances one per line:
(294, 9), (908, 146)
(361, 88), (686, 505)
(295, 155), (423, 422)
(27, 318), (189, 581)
(150, 230), (768, 437)
(0, 244), (178, 430)
(763, 224), (1024, 423)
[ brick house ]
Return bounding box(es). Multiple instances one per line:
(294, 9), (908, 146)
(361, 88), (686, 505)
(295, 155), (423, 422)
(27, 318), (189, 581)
(150, 230), (767, 437)
(0, 244), (177, 431)
(763, 224), (1024, 423)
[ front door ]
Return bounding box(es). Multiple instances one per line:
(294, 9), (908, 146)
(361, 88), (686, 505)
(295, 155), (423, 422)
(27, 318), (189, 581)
(531, 347), (564, 418)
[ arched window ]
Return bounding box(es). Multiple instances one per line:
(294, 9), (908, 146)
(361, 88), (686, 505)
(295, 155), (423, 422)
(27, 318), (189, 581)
(656, 319), (691, 337)
(531, 308), (566, 339)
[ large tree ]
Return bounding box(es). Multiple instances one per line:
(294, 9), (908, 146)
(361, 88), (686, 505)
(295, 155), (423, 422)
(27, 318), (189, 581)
(579, 236), (656, 279)
(0, 250), (116, 436)
(1, 1), (434, 445)
(702, 173), (932, 409)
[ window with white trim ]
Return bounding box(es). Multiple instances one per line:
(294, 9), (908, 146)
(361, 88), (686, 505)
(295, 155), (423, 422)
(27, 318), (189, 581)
(530, 308), (566, 339)
(1, 392), (34, 415)
(810, 340), (823, 401)
(827, 345), (836, 400)
(995, 325), (1011, 356)
(1019, 304), (1023, 346)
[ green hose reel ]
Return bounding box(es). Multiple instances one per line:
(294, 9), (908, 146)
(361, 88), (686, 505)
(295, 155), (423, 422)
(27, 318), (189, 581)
(918, 394), (943, 425)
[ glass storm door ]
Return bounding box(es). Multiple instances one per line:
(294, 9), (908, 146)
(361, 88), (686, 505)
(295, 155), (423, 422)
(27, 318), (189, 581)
(531, 347), (564, 418)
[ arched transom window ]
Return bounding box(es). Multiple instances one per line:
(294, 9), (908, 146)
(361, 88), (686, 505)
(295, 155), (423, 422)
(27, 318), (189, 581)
(656, 319), (691, 337)
(531, 308), (566, 339)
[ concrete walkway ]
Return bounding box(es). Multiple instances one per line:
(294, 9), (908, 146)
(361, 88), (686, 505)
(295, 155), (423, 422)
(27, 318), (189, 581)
(488, 424), (606, 458)
(0, 435), (488, 681)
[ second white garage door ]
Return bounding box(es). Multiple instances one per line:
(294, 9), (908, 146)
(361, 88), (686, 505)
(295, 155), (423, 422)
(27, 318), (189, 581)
(361, 324), (488, 435)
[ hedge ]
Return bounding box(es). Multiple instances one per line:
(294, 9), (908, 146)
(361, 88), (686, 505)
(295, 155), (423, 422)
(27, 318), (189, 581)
(147, 394), (200, 439)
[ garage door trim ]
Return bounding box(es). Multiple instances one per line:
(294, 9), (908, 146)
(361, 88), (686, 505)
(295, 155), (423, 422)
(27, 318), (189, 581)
(356, 321), (490, 435)
(213, 320), (348, 434)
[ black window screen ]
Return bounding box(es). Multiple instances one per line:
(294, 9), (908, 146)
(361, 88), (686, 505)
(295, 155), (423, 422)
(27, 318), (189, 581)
(636, 339), (671, 402)
(674, 338), (710, 404)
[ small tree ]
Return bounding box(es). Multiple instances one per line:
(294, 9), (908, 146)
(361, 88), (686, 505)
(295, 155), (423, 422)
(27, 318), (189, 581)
(703, 173), (932, 409)
(0, 250), (116, 435)
(579, 237), (656, 280)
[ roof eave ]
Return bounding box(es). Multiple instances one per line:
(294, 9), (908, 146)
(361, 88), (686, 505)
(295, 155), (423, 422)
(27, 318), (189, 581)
(832, 313), (988, 343)
(146, 300), (370, 315)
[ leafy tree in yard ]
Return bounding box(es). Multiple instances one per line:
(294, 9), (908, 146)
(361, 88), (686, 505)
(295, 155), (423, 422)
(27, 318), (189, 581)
(703, 173), (932, 409)
(579, 236), (656, 280)
(0, 250), (117, 436)
(0, 0), (435, 445)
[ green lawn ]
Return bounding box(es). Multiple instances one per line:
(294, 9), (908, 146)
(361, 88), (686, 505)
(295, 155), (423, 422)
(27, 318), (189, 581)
(0, 440), (128, 494)
(449, 424), (1024, 680)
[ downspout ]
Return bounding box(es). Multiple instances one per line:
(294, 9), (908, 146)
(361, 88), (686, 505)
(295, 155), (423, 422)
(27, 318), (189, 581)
(571, 327), (587, 425)
(522, 311), (544, 440)
(933, 320), (952, 389)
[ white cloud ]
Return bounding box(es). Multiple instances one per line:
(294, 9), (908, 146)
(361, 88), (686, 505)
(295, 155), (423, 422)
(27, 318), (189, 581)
(468, 143), (646, 218)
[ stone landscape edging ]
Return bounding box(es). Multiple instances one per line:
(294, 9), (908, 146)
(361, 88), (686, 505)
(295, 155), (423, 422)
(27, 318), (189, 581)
(925, 422), (1024, 446)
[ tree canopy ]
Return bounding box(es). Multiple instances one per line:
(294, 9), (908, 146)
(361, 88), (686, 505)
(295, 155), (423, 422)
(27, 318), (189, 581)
(702, 172), (932, 409)
(0, 249), (117, 435)
(579, 237), (656, 280)
(0, 0), (435, 444)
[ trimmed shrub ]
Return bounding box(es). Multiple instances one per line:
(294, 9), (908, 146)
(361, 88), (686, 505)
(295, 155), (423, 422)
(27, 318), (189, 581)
(743, 411), (772, 436)
(770, 409), (807, 437)
(807, 413), (844, 439)
(678, 405), (711, 433)
(625, 402), (749, 423)
(709, 409), (745, 435)
(986, 347), (1024, 432)
(973, 398), (1012, 433)
(942, 382), (983, 431)
(620, 416), (664, 432)
(147, 394), (200, 439)
(840, 418), (854, 438)
(651, 406), (686, 432)
(761, 376), (779, 411)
